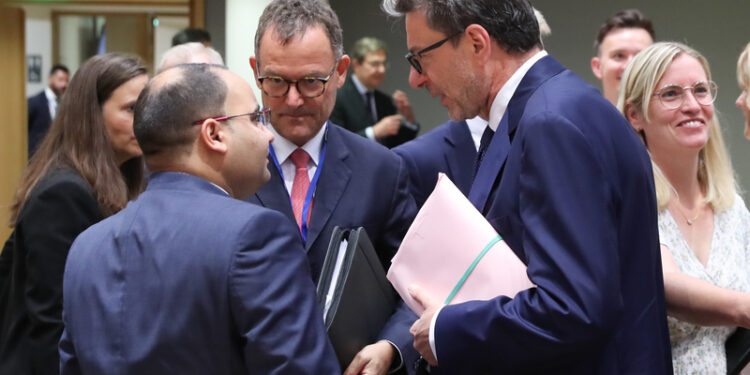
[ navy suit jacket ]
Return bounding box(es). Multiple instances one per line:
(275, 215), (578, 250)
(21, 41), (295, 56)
(246, 123), (418, 370)
(392, 120), (476, 208)
(433, 56), (673, 374)
(331, 77), (418, 148)
(27, 91), (52, 157)
(59, 172), (339, 375)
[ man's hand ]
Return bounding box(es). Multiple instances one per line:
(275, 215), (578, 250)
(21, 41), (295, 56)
(392, 90), (416, 124)
(409, 285), (440, 366)
(343, 340), (395, 375)
(372, 114), (402, 138)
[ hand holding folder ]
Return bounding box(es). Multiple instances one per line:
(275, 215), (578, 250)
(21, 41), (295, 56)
(317, 227), (397, 370)
(387, 173), (534, 315)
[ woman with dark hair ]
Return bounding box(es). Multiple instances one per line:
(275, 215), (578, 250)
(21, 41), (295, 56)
(0, 53), (147, 374)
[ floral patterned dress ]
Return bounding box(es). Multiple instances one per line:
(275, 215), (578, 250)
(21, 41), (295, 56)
(659, 194), (750, 375)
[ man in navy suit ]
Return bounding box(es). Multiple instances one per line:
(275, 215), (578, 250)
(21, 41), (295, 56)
(384, 0), (672, 373)
(392, 117), (485, 208)
(27, 64), (68, 156)
(331, 37), (419, 148)
(248, 1), (417, 374)
(59, 64), (339, 374)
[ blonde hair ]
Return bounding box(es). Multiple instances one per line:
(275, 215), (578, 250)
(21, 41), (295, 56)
(618, 41), (737, 212)
(738, 42), (750, 108)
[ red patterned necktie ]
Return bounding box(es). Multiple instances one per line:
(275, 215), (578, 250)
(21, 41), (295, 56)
(290, 148), (312, 230)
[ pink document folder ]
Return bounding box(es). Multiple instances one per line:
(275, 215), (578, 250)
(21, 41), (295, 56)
(387, 173), (534, 315)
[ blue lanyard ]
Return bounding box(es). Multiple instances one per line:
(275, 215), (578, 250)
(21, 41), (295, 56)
(268, 123), (328, 243)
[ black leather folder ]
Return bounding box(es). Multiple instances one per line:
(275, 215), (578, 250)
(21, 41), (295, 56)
(316, 227), (397, 369)
(727, 327), (750, 375)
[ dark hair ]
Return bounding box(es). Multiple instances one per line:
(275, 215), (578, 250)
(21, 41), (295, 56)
(382, 0), (541, 54)
(49, 64), (69, 76)
(594, 9), (654, 54)
(11, 53), (146, 225)
(134, 64), (228, 157)
(171, 28), (212, 46)
(254, 0), (344, 66)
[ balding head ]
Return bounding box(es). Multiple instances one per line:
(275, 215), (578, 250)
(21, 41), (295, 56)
(158, 42), (224, 72)
(134, 64), (273, 198)
(134, 64), (228, 159)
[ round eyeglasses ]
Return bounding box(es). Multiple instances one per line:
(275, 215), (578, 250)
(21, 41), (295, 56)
(257, 62), (338, 98)
(652, 80), (718, 110)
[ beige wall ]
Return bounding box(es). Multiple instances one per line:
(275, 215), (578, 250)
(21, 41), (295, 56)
(0, 6), (27, 244)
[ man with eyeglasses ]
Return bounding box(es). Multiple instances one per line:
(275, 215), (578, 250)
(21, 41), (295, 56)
(383, 0), (673, 374)
(331, 36), (420, 148)
(59, 64), (339, 374)
(247, 1), (419, 374)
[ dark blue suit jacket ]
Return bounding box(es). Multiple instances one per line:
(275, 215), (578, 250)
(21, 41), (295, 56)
(392, 120), (476, 208)
(247, 124), (418, 370)
(27, 91), (52, 157)
(433, 56), (673, 374)
(59, 172), (339, 375)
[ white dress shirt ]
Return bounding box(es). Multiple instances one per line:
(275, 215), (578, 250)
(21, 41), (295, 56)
(44, 87), (58, 119)
(267, 122), (326, 195)
(465, 116), (489, 151)
(428, 49), (548, 361)
(351, 75), (378, 140)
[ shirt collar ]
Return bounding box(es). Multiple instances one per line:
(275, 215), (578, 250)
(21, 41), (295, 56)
(351, 74), (370, 96)
(44, 87), (57, 102)
(488, 50), (547, 131)
(268, 121), (327, 166)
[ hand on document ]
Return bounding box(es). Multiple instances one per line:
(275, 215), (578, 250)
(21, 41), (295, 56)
(343, 340), (394, 375)
(409, 285), (439, 366)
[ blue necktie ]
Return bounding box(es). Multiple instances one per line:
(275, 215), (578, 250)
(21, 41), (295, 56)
(474, 126), (495, 176)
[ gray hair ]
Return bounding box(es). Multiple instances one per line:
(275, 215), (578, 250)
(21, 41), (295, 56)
(382, 0), (541, 54)
(254, 0), (344, 66)
(158, 42), (224, 72)
(350, 37), (388, 63)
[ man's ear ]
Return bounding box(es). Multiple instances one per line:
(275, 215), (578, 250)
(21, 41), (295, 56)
(199, 119), (229, 154)
(591, 56), (603, 80)
(465, 24), (491, 63)
(250, 56), (261, 87)
(335, 55), (350, 89)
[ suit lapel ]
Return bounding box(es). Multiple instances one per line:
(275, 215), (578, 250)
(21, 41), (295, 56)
(305, 125), (352, 250)
(253, 157), (296, 224)
(467, 55), (566, 213)
(343, 78), (372, 127)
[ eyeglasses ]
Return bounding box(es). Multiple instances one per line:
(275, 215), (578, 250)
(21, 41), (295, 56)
(193, 107), (271, 125)
(405, 31), (462, 74)
(652, 80), (718, 110)
(256, 62), (338, 98)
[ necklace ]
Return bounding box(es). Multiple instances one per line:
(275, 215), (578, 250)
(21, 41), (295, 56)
(670, 187), (701, 225)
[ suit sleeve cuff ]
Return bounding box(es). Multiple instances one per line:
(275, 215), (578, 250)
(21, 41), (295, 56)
(383, 339), (403, 373)
(429, 305), (444, 362)
(365, 126), (376, 140)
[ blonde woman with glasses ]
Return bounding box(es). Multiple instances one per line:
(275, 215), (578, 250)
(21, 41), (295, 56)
(618, 41), (750, 374)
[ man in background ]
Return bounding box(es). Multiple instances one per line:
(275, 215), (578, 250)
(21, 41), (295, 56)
(591, 9), (654, 105)
(171, 27), (212, 46)
(248, 0), (418, 373)
(331, 37), (419, 148)
(27, 64), (68, 156)
(157, 42), (224, 72)
(59, 64), (339, 374)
